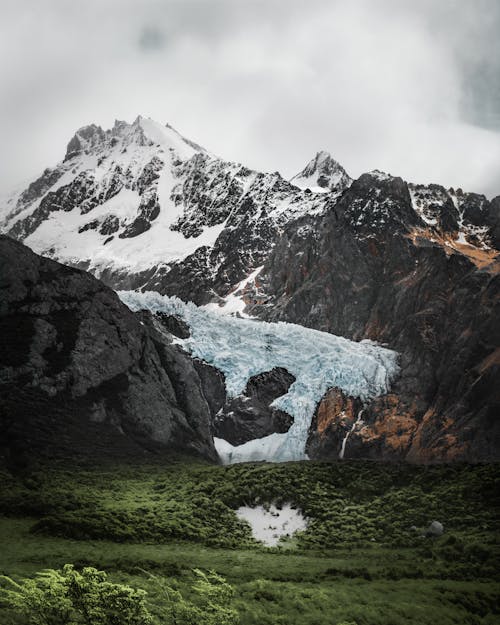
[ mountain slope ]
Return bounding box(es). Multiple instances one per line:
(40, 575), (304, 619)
(0, 235), (218, 467)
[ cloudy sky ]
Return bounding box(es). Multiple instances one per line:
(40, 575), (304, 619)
(1, 0), (500, 197)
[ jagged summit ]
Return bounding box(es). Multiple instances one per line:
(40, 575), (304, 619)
(65, 123), (106, 160)
(367, 169), (394, 181)
(290, 150), (352, 193)
(64, 116), (206, 162)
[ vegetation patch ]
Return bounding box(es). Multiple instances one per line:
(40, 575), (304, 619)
(0, 459), (498, 624)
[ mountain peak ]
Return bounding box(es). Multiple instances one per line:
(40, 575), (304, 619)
(135, 116), (205, 158)
(63, 116), (207, 163)
(290, 151), (351, 193)
(64, 123), (106, 160)
(367, 169), (394, 182)
(315, 149), (335, 162)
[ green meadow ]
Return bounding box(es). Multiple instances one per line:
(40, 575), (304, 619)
(0, 459), (498, 624)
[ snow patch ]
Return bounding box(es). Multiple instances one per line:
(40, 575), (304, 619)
(203, 266), (264, 317)
(290, 180), (330, 194)
(369, 169), (393, 181)
(236, 504), (307, 547)
(139, 117), (203, 161)
(408, 186), (439, 226)
(24, 179), (227, 272)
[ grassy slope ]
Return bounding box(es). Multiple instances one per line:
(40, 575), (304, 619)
(0, 459), (499, 625)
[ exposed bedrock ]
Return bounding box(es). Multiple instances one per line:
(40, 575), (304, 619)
(0, 235), (217, 468)
(212, 367), (295, 445)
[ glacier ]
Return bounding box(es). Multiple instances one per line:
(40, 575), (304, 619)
(119, 290), (400, 463)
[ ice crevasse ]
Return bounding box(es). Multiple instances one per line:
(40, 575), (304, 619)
(119, 291), (400, 464)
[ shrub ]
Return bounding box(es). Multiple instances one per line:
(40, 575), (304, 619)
(0, 568), (73, 625)
(0, 565), (153, 625)
(1, 565), (240, 625)
(148, 568), (239, 625)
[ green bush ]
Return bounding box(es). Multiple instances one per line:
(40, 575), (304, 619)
(0, 567), (74, 625)
(0, 564), (152, 625)
(1, 461), (498, 557)
(143, 568), (239, 625)
(0, 565), (239, 625)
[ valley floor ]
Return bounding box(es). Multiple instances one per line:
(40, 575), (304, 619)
(0, 459), (498, 625)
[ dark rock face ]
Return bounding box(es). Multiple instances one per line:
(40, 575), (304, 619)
(248, 174), (500, 462)
(17, 168), (66, 209)
(213, 367), (295, 445)
(65, 124), (106, 160)
(119, 194), (160, 239)
(154, 312), (190, 339)
(193, 359), (227, 420)
(488, 197), (500, 249)
(0, 236), (217, 467)
(141, 188), (327, 304)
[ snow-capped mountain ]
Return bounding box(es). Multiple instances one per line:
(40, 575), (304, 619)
(2, 116), (498, 309)
(0, 116), (342, 303)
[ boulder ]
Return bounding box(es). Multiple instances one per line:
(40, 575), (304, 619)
(426, 521), (444, 537)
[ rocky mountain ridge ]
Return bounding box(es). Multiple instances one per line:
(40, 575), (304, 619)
(1, 117), (498, 308)
(246, 172), (500, 462)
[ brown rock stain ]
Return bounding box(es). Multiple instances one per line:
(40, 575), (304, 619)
(359, 394), (419, 452)
(477, 347), (500, 374)
(367, 238), (380, 257)
(315, 388), (356, 438)
(406, 227), (500, 273)
(407, 406), (468, 463)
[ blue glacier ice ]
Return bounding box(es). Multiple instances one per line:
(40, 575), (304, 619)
(119, 291), (400, 463)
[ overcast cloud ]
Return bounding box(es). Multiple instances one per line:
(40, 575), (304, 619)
(1, 0), (499, 197)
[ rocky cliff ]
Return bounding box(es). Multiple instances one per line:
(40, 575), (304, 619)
(0, 235), (218, 468)
(246, 173), (500, 462)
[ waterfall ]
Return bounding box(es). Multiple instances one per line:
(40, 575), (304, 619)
(339, 409), (364, 459)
